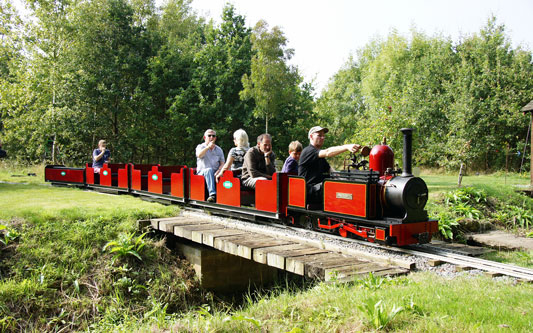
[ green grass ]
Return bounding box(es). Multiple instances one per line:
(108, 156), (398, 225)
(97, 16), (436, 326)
(0, 181), (209, 332)
(481, 250), (533, 269)
(134, 272), (533, 332)
(0, 161), (46, 185)
(2, 163), (533, 331)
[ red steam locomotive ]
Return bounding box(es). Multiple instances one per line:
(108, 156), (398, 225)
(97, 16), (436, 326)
(45, 128), (438, 246)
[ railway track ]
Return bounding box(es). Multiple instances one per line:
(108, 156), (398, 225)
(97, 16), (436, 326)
(187, 208), (533, 282)
(290, 225), (533, 281)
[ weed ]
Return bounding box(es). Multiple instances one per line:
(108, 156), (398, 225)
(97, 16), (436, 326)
(359, 272), (385, 290)
(224, 314), (261, 329)
(445, 187), (487, 206)
(103, 232), (147, 263)
(435, 211), (459, 240)
(506, 205), (532, 229)
(357, 298), (403, 330)
(0, 224), (20, 246)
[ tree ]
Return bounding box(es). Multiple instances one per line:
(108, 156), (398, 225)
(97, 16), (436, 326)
(240, 20), (300, 133)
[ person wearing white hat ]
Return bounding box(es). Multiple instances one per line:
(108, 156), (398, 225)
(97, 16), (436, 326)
(298, 126), (361, 206)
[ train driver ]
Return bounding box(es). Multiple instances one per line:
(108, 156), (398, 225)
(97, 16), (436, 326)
(92, 139), (110, 174)
(241, 133), (276, 189)
(196, 129), (225, 202)
(299, 126), (361, 206)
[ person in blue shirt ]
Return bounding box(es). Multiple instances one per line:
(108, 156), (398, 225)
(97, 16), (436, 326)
(281, 140), (302, 174)
(92, 140), (110, 173)
(196, 129), (225, 202)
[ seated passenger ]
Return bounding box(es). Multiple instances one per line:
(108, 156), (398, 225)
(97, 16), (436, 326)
(241, 133), (276, 189)
(299, 126), (361, 205)
(92, 140), (110, 173)
(216, 129), (250, 183)
(281, 140), (302, 174)
(196, 129), (225, 202)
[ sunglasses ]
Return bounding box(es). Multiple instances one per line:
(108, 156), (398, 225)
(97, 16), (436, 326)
(207, 134), (216, 137)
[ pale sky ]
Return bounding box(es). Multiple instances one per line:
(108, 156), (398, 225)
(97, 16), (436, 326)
(189, 0), (533, 94)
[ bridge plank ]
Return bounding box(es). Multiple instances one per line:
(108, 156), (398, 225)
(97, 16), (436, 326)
(266, 247), (330, 269)
(201, 229), (248, 247)
(252, 244), (310, 265)
(286, 253), (344, 275)
(238, 238), (296, 260)
(174, 224), (226, 240)
(304, 257), (368, 279)
(160, 219), (209, 233)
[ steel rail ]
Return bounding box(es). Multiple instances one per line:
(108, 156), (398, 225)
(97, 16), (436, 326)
(261, 223), (533, 281)
(186, 208), (533, 281)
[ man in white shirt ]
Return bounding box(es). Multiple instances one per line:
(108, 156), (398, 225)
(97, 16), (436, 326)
(196, 129), (225, 202)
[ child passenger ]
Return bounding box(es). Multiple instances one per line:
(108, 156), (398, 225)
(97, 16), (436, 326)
(215, 129), (250, 182)
(281, 141), (303, 174)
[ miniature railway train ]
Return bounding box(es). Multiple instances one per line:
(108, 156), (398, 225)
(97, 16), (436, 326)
(45, 128), (438, 246)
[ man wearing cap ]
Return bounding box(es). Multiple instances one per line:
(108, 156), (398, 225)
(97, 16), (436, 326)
(196, 129), (225, 202)
(299, 126), (361, 206)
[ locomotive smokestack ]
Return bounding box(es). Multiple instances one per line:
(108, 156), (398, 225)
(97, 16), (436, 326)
(401, 128), (413, 177)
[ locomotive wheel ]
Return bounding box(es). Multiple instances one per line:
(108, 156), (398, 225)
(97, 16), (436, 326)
(298, 215), (314, 230)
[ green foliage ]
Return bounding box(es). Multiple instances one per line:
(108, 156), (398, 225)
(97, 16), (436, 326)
(435, 211), (459, 240)
(0, 224), (20, 246)
(357, 298), (403, 330)
(240, 19), (301, 134)
(445, 186), (487, 206)
(1, 1), (315, 166)
(0, 182), (205, 332)
(103, 232), (148, 263)
(316, 17), (533, 171)
(501, 204), (533, 229)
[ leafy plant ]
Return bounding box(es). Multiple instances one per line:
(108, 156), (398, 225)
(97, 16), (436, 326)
(103, 232), (148, 263)
(436, 212), (459, 240)
(0, 224), (20, 246)
(445, 187), (487, 206)
(452, 202), (482, 219)
(359, 272), (385, 290)
(357, 298), (403, 330)
(507, 205), (533, 229)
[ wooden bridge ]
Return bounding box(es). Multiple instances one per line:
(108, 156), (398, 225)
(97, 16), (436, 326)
(147, 215), (411, 292)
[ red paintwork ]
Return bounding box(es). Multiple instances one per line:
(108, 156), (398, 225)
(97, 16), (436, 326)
(389, 220), (439, 246)
(148, 166), (162, 194)
(171, 167), (187, 199)
(255, 172), (279, 213)
(97, 163), (128, 188)
(369, 144), (394, 176)
(131, 164), (158, 191)
(189, 168), (206, 201)
(339, 224), (368, 239)
(86, 163), (95, 185)
(375, 228), (386, 241)
(100, 164), (112, 186)
(317, 218), (342, 230)
(117, 165), (129, 189)
(216, 170), (240, 207)
(288, 177), (306, 208)
(45, 167), (85, 184)
(324, 181), (367, 217)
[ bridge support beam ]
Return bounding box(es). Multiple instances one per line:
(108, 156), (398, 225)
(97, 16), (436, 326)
(175, 241), (279, 293)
